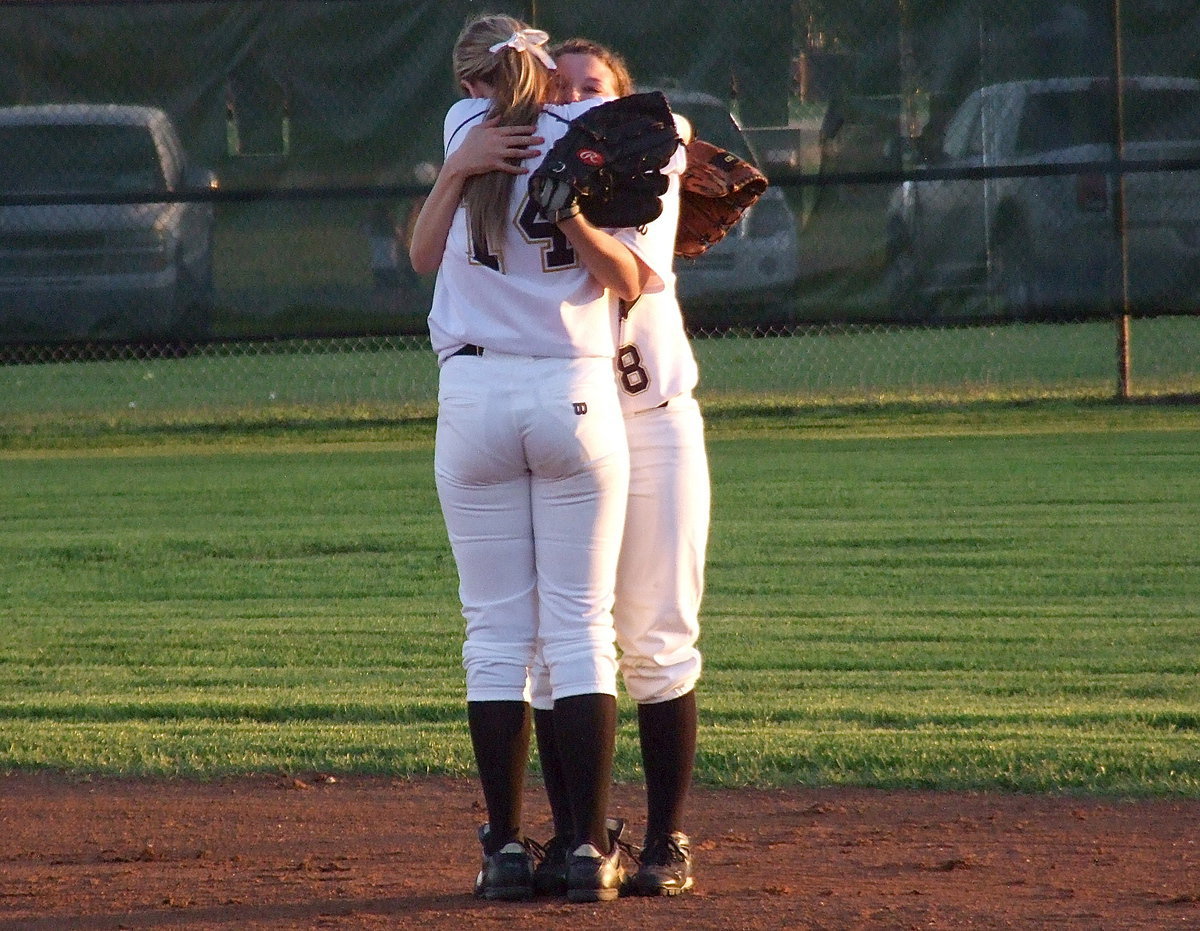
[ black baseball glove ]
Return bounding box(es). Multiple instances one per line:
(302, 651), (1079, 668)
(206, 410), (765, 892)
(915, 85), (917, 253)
(529, 91), (681, 228)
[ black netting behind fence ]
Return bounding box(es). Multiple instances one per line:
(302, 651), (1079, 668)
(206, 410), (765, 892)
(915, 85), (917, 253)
(1, 1), (1197, 419)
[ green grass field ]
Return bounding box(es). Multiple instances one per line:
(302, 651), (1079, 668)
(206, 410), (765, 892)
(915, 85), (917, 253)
(2, 403), (1198, 795)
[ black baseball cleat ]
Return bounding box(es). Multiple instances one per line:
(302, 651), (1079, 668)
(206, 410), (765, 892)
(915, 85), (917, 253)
(630, 831), (694, 896)
(535, 817), (627, 897)
(565, 817), (631, 903)
(531, 834), (571, 895)
(473, 825), (535, 901)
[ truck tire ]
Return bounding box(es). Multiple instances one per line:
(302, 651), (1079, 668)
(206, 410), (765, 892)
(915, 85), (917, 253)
(988, 215), (1039, 320)
(175, 244), (214, 342)
(883, 218), (926, 322)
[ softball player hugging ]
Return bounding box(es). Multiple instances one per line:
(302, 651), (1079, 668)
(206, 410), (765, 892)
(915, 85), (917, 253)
(408, 13), (674, 904)
(527, 38), (708, 899)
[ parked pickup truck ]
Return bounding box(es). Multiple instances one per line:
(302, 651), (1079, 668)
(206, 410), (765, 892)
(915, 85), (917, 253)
(884, 76), (1200, 319)
(0, 104), (216, 343)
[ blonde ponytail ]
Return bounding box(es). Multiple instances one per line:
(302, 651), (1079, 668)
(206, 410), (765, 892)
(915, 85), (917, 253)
(452, 14), (553, 249)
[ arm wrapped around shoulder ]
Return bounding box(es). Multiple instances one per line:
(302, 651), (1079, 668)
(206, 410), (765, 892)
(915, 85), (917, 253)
(529, 92), (682, 228)
(675, 139), (769, 258)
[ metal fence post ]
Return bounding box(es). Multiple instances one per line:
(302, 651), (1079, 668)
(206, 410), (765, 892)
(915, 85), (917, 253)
(1111, 0), (1132, 400)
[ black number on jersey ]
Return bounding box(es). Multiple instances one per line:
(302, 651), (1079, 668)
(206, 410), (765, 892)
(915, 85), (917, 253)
(616, 342), (650, 395)
(470, 233), (501, 271)
(517, 198), (576, 270)
(468, 197), (577, 272)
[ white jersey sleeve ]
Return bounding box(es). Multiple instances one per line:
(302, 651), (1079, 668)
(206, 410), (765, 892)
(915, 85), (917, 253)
(610, 113), (689, 294)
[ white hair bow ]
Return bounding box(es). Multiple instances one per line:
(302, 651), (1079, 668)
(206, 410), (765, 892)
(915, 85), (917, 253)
(488, 29), (557, 70)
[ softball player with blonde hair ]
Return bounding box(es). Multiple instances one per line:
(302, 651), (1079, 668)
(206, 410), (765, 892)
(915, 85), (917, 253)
(528, 39), (710, 898)
(409, 13), (675, 905)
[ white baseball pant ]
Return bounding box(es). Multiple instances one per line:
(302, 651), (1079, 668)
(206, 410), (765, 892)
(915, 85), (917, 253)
(531, 393), (708, 708)
(435, 351), (629, 704)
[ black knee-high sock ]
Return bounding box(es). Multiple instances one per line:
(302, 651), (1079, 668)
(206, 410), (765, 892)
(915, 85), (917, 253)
(533, 708), (574, 840)
(637, 691), (698, 838)
(551, 693), (617, 851)
(467, 700), (530, 853)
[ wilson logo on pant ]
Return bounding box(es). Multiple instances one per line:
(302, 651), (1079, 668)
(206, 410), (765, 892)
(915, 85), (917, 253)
(572, 402), (588, 415)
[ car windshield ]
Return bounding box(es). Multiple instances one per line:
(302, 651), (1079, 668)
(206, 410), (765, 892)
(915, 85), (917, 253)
(1015, 86), (1200, 153)
(1124, 88), (1200, 142)
(0, 124), (167, 194)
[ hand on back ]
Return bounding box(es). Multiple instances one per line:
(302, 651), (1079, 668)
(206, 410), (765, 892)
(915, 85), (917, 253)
(448, 117), (543, 177)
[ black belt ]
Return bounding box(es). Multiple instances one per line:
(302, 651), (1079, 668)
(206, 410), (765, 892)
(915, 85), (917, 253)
(451, 344), (485, 357)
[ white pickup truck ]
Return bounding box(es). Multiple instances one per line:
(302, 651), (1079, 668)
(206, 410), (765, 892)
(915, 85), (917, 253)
(884, 76), (1200, 318)
(0, 104), (217, 343)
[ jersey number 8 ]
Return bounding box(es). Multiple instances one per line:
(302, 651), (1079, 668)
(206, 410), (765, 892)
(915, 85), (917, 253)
(616, 343), (650, 395)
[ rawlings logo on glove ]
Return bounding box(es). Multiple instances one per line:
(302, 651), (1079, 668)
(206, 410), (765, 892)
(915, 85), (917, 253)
(530, 91), (682, 228)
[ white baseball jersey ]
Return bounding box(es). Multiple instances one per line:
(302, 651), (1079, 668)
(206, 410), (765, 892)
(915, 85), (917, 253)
(428, 97), (664, 365)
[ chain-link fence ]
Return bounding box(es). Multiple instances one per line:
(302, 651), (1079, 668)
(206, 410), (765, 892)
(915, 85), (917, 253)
(1, 1), (1198, 428)
(3, 315), (1197, 433)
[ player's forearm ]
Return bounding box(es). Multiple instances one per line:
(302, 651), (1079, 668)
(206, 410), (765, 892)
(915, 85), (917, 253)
(408, 168), (470, 275)
(557, 215), (650, 302)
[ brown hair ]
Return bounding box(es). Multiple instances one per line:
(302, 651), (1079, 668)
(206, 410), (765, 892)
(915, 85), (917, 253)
(550, 38), (636, 98)
(453, 13), (554, 248)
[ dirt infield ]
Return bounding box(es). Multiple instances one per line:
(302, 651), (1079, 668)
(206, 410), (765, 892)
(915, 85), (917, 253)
(2, 773), (1197, 930)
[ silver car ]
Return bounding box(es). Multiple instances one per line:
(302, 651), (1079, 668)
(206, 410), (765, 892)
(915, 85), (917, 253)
(885, 76), (1200, 319)
(655, 90), (801, 322)
(0, 104), (217, 342)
